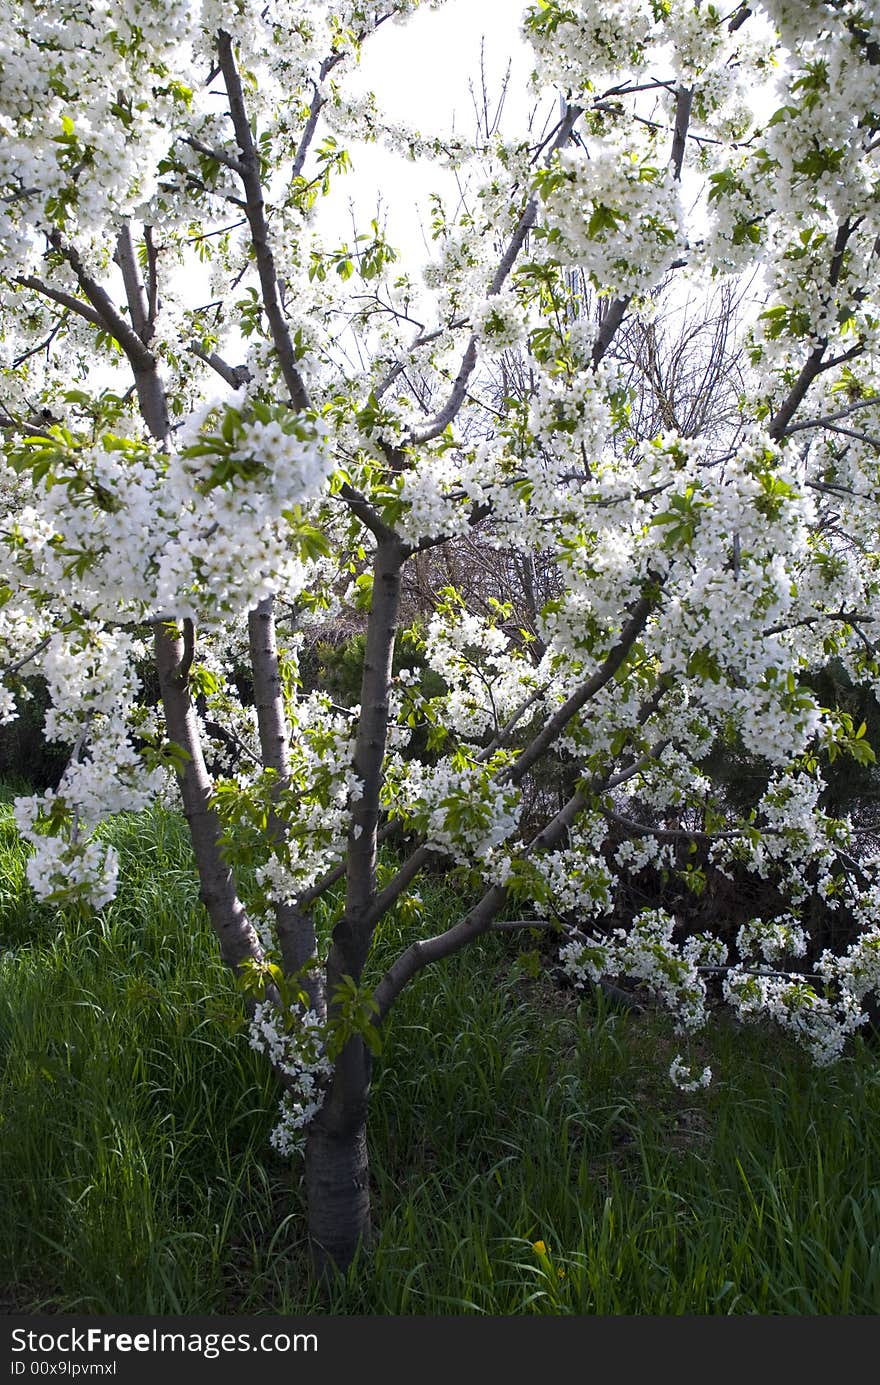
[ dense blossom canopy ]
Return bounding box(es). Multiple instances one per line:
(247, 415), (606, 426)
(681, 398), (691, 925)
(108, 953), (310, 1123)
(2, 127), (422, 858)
(2, 0), (880, 1151)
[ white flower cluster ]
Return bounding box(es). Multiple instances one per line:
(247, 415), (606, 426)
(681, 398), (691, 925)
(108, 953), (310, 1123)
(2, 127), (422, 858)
(209, 687), (362, 902)
(525, 366), (611, 482)
(534, 847), (615, 920)
(420, 608), (537, 742)
(559, 935), (611, 987)
(26, 835), (119, 911)
(736, 915), (808, 965)
(714, 772), (846, 901)
(0, 0), (206, 276)
(561, 909), (709, 1034)
(387, 757), (520, 865)
(13, 796), (120, 911)
(818, 903), (880, 1008)
(560, 903), (872, 1077)
(0, 407), (333, 626)
(6, 624), (168, 910)
(159, 409), (333, 619)
(537, 142), (684, 297)
(0, 684), (17, 726)
(682, 934), (728, 969)
(526, 0), (655, 90)
(722, 970), (864, 1067)
(248, 1001), (332, 1156)
(668, 1054), (712, 1093)
(472, 291), (526, 356)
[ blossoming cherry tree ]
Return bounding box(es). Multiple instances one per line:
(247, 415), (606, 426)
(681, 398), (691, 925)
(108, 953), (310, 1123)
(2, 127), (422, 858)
(2, 0), (880, 1272)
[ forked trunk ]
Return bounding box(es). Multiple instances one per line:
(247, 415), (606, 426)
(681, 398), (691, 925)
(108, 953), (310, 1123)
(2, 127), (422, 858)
(304, 1037), (372, 1276)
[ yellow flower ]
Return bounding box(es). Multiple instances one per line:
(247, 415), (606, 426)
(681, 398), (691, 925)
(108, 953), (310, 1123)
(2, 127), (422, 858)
(532, 1240), (548, 1256)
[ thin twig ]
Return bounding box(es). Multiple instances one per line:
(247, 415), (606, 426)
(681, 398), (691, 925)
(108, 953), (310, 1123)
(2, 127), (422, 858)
(1, 636), (51, 678)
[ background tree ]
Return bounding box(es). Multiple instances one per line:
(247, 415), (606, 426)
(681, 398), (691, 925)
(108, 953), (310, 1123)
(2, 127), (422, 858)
(3, 0), (880, 1277)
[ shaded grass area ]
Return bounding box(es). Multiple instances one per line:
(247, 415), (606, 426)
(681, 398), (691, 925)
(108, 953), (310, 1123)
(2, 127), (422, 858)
(1, 795), (879, 1314)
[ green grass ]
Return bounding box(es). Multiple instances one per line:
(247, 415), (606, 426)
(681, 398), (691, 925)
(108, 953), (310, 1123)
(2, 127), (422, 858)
(1, 796), (880, 1314)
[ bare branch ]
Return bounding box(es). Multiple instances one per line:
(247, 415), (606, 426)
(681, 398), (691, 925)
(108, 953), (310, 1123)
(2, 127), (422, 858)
(114, 221), (149, 340)
(477, 684), (548, 762)
(216, 30), (310, 413)
(487, 918), (551, 933)
(806, 421), (880, 448)
(154, 624), (264, 975)
(782, 394), (880, 436)
(1, 635), (51, 679)
(341, 539), (407, 957)
(411, 103), (583, 444)
(410, 339), (478, 442)
(51, 231), (155, 370)
(182, 134), (245, 174)
(764, 610), (877, 642)
(503, 590), (656, 789)
(291, 84), (328, 180)
(191, 343), (251, 389)
(602, 807), (751, 845)
(11, 316), (66, 369)
(144, 225), (159, 334)
(372, 784), (592, 1021)
(592, 297), (631, 369)
(670, 85), (694, 182)
(768, 219), (858, 441)
(13, 275), (105, 331)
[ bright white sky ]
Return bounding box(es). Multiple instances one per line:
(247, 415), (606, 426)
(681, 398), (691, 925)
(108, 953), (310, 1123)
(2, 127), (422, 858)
(357, 0), (533, 130)
(329, 0), (539, 254)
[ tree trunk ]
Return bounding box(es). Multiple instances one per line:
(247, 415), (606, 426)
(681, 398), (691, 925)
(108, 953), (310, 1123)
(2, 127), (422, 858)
(154, 623), (263, 973)
(304, 1037), (372, 1276)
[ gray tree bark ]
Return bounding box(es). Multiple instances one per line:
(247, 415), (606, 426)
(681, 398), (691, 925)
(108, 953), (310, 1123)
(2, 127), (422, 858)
(248, 596), (324, 1013)
(304, 1036), (372, 1275)
(154, 623), (264, 974)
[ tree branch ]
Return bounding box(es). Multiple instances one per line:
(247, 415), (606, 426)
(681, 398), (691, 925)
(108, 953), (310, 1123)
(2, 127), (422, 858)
(477, 684), (548, 762)
(216, 30), (310, 413)
(1, 635), (51, 679)
(50, 230), (154, 370)
(768, 219), (856, 441)
(155, 624), (264, 975)
(782, 395), (880, 436)
(502, 590), (656, 789)
(144, 225), (159, 336)
(13, 275), (105, 331)
(411, 104), (583, 444)
(592, 297), (631, 369)
(806, 421), (880, 448)
(670, 85), (693, 182)
(173, 617), (196, 688)
(336, 538), (408, 969)
(191, 343), (251, 389)
(10, 316), (66, 369)
(372, 784), (593, 1021)
(602, 806), (752, 845)
(182, 134), (245, 174)
(248, 596), (323, 1010)
(217, 30), (390, 542)
(113, 220), (149, 341)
